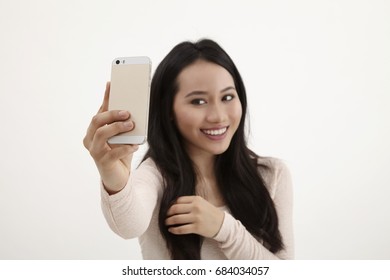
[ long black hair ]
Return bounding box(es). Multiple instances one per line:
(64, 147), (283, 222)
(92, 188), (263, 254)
(143, 39), (283, 259)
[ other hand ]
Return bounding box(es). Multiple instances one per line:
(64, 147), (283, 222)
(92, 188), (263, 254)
(165, 196), (225, 238)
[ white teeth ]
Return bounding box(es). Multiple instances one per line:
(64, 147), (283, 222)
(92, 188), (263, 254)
(202, 127), (227, 136)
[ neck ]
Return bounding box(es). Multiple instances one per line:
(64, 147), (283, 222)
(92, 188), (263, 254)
(187, 150), (225, 207)
(188, 151), (216, 180)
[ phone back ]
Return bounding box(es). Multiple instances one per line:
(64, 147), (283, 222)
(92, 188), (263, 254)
(108, 57), (151, 144)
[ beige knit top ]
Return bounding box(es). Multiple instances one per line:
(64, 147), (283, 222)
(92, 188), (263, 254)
(101, 157), (294, 259)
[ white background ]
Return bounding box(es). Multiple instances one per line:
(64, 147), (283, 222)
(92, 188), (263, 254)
(0, 0), (389, 259)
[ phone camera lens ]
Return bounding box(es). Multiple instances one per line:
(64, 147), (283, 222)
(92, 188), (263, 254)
(116, 60), (120, 65)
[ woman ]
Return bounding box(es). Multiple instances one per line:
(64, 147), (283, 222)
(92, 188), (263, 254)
(83, 39), (294, 259)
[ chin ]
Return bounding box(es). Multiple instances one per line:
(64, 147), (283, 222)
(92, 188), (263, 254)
(208, 145), (230, 155)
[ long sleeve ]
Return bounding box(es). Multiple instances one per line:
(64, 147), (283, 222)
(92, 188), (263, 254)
(212, 158), (294, 259)
(100, 158), (163, 239)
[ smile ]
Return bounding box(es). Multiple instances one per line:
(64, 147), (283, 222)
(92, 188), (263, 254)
(201, 126), (228, 136)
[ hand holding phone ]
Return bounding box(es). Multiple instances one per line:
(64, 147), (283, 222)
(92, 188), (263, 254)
(108, 56), (151, 144)
(83, 82), (140, 194)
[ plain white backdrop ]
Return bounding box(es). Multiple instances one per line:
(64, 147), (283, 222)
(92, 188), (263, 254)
(0, 0), (389, 259)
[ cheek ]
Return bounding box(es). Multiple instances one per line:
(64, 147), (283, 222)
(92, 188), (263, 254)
(230, 102), (243, 125)
(174, 108), (196, 131)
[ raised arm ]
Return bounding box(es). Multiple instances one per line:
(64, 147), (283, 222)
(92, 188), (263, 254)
(100, 158), (163, 239)
(83, 82), (139, 194)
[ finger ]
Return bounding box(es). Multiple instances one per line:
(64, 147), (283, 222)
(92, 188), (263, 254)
(92, 110), (131, 131)
(98, 82), (110, 114)
(85, 83), (112, 150)
(165, 213), (195, 226)
(168, 224), (196, 235)
(92, 120), (135, 150)
(166, 203), (193, 217)
(84, 110), (131, 149)
(174, 196), (197, 204)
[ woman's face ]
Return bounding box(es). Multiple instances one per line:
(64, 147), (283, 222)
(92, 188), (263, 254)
(173, 59), (242, 158)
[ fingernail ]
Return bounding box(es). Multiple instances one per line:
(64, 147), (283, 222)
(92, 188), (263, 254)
(119, 111), (129, 118)
(123, 121), (133, 128)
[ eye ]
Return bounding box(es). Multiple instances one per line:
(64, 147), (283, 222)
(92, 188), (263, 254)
(190, 99), (206, 105)
(222, 94), (235, 102)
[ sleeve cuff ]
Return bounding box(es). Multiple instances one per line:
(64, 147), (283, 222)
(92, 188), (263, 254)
(213, 212), (235, 243)
(100, 179), (132, 204)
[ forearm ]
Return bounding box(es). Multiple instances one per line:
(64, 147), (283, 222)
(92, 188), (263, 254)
(213, 213), (291, 260)
(100, 159), (162, 239)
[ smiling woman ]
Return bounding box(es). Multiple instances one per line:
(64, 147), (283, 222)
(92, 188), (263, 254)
(173, 60), (242, 158)
(83, 39), (294, 260)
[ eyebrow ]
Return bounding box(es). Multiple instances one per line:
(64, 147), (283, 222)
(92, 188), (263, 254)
(184, 86), (236, 98)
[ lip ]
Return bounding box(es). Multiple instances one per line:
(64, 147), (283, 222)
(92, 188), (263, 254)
(200, 126), (229, 141)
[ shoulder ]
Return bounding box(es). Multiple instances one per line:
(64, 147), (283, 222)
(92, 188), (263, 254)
(132, 157), (163, 185)
(137, 157), (159, 171)
(122, 157), (165, 199)
(256, 157), (292, 199)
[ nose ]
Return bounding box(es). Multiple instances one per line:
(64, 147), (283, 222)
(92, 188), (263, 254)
(206, 102), (226, 123)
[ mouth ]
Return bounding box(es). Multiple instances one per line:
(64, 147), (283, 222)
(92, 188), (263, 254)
(200, 126), (229, 137)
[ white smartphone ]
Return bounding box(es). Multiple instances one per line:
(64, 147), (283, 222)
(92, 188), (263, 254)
(108, 56), (151, 144)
